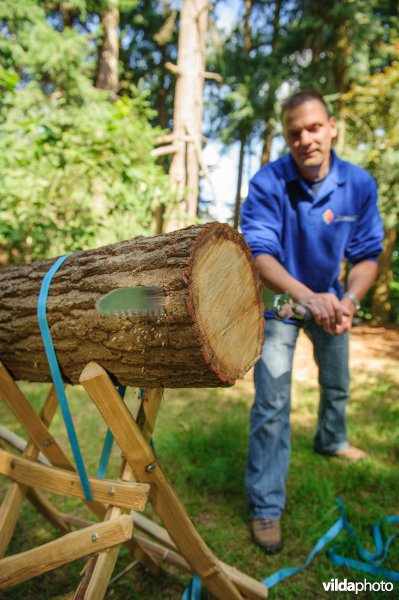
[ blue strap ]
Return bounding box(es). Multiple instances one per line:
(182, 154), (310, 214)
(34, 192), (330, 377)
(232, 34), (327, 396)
(181, 574), (202, 600)
(263, 499), (399, 588)
(37, 254), (93, 501)
(328, 550), (399, 582)
(96, 386), (126, 478)
(327, 502), (399, 581)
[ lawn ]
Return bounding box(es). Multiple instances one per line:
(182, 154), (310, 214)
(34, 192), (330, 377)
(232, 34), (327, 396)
(0, 329), (398, 599)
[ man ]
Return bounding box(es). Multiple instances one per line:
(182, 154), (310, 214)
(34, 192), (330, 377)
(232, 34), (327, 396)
(240, 89), (383, 554)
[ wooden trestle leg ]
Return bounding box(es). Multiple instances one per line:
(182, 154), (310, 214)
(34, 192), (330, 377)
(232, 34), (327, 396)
(79, 362), (243, 600)
(0, 381), (71, 557)
(74, 387), (163, 600)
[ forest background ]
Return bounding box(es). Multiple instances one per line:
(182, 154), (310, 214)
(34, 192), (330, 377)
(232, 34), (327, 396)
(0, 0), (398, 324)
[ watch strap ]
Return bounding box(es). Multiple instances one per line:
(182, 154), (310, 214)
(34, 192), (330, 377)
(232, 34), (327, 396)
(344, 292), (360, 311)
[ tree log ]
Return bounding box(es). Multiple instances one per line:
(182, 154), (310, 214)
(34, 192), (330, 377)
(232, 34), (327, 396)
(0, 223), (264, 388)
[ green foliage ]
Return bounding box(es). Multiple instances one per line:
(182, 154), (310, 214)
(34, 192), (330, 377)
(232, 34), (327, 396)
(390, 232), (399, 324)
(0, 67), (19, 93)
(0, 83), (173, 262)
(342, 43), (399, 227)
(282, 0), (386, 92)
(0, 1), (174, 264)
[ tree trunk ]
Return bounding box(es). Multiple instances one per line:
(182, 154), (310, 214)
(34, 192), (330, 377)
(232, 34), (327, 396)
(371, 227), (396, 324)
(154, 50), (170, 235)
(60, 2), (73, 28)
(157, 48), (169, 131)
(261, 116), (274, 165)
(93, 4), (120, 217)
(332, 20), (352, 153)
(168, 0), (209, 222)
(335, 96), (346, 155)
(233, 133), (246, 229)
(96, 4), (120, 99)
(260, 0), (281, 165)
(244, 0), (252, 55)
(0, 224), (264, 389)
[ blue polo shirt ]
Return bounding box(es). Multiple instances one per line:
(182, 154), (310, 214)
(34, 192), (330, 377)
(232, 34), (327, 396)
(240, 151), (383, 299)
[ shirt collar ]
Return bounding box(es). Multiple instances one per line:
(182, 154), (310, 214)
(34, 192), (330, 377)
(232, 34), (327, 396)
(283, 150), (345, 187)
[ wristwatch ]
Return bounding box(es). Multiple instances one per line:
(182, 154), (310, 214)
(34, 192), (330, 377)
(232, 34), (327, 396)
(343, 292), (361, 311)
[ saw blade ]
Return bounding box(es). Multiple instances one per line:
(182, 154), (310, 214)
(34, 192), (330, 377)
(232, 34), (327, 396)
(96, 286), (165, 317)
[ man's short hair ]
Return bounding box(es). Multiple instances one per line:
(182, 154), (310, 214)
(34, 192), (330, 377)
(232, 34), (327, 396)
(280, 89), (331, 121)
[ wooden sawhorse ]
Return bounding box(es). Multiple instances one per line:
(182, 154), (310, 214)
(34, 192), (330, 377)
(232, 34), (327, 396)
(0, 360), (268, 599)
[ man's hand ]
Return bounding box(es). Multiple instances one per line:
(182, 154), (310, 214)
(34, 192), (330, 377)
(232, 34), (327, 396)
(298, 293), (351, 334)
(335, 297), (356, 335)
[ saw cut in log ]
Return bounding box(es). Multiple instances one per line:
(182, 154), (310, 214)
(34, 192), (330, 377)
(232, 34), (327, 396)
(0, 223), (264, 388)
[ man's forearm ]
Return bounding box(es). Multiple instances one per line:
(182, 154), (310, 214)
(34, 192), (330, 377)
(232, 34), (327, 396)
(346, 260), (379, 301)
(254, 254), (312, 300)
(336, 260), (379, 335)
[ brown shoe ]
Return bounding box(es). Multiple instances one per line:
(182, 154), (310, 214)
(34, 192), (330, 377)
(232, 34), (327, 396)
(331, 446), (368, 462)
(252, 519), (283, 554)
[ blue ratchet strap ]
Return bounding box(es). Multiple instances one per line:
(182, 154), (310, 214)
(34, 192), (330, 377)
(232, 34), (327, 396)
(37, 254), (93, 501)
(181, 574), (202, 600)
(263, 499), (399, 588)
(96, 386), (126, 478)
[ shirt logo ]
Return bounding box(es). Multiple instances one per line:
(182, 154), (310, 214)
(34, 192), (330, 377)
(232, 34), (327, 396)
(335, 214), (358, 222)
(323, 209), (334, 224)
(322, 210), (358, 224)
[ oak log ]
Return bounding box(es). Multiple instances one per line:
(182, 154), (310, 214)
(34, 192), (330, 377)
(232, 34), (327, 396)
(0, 223), (264, 387)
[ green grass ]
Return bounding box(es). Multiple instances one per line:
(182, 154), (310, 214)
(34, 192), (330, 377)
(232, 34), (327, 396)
(0, 366), (398, 599)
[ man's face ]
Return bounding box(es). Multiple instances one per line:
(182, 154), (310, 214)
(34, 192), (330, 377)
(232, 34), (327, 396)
(282, 99), (337, 179)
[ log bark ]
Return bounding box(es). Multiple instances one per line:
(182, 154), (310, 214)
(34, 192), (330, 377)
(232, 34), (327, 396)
(0, 223), (264, 388)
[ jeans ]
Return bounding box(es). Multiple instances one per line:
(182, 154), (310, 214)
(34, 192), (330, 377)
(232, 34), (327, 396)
(246, 318), (350, 520)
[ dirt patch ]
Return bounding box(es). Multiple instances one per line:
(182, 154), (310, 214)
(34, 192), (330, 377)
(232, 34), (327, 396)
(350, 325), (399, 362)
(243, 324), (399, 384)
(293, 324), (399, 384)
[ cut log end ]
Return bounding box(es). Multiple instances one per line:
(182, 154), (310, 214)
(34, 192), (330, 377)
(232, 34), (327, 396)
(189, 225), (264, 383)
